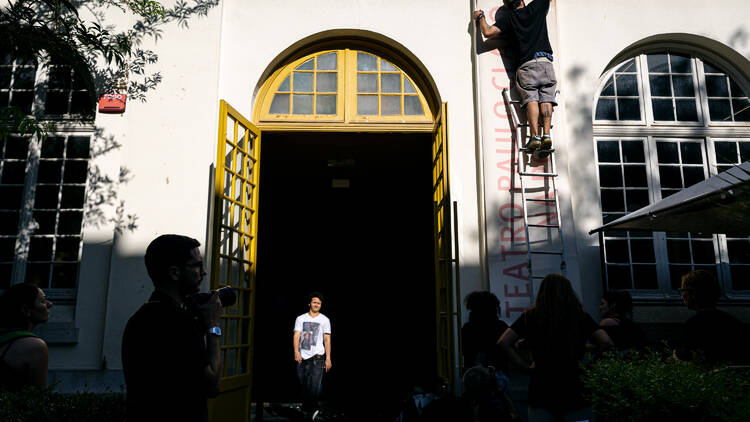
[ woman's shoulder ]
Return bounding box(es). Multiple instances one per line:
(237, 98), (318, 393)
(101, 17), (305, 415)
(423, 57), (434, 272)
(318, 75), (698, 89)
(9, 336), (48, 357)
(600, 317), (620, 327)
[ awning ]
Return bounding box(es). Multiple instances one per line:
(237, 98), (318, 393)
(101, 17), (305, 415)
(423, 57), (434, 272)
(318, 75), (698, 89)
(589, 161), (750, 236)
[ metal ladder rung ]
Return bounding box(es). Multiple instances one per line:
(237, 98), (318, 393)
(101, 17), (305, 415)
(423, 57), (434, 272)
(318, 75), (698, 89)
(528, 223), (560, 228)
(519, 148), (556, 154)
(519, 171), (557, 177)
(526, 198), (556, 203)
(530, 251), (564, 255)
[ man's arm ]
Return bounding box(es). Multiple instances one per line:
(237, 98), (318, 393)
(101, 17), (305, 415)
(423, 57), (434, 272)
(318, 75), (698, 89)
(323, 333), (332, 372)
(293, 330), (302, 363)
(474, 10), (501, 39)
(592, 328), (615, 351)
(200, 292), (223, 397)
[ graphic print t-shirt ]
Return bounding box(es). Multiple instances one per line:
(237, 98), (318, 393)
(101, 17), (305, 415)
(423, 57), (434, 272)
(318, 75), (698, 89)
(293, 313), (331, 360)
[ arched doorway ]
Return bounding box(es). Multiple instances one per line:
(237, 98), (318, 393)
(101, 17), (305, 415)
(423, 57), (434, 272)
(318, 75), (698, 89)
(208, 41), (455, 421)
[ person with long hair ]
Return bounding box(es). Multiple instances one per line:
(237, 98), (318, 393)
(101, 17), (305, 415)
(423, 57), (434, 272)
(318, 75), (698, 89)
(598, 290), (645, 350)
(498, 274), (612, 421)
(462, 290), (509, 373)
(0, 283), (53, 391)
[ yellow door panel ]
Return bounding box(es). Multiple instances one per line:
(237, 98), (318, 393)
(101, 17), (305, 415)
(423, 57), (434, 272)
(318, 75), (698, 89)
(208, 100), (261, 422)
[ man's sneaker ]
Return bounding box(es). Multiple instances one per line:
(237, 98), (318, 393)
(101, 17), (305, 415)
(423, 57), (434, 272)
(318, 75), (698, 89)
(524, 136), (542, 152)
(311, 409), (321, 421)
(541, 135), (552, 150)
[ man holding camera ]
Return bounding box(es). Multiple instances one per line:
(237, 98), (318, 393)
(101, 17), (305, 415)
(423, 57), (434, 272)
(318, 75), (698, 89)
(122, 234), (223, 422)
(293, 292), (332, 420)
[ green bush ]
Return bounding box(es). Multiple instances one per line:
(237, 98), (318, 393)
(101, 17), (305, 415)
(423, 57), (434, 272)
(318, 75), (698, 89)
(581, 348), (750, 422)
(0, 388), (125, 422)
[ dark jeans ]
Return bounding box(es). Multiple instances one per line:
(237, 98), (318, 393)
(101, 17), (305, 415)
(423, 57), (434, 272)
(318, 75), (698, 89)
(297, 356), (325, 411)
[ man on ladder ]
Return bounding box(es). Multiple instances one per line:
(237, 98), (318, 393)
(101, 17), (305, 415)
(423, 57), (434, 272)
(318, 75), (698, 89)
(474, 0), (557, 157)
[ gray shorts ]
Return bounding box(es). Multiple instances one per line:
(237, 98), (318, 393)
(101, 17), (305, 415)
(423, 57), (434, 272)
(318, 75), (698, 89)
(516, 58), (558, 108)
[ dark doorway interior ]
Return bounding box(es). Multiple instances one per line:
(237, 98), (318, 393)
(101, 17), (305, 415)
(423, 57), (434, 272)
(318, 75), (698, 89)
(252, 132), (437, 414)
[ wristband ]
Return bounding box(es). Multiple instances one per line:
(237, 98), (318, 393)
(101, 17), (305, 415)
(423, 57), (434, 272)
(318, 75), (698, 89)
(475, 12), (485, 20)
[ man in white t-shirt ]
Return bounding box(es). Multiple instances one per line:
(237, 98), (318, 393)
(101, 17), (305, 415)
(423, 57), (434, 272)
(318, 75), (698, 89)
(293, 292), (331, 418)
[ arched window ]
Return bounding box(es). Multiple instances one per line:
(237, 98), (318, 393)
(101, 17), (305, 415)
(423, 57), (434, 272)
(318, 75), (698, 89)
(258, 49), (432, 124)
(593, 50), (750, 298)
(0, 47), (94, 298)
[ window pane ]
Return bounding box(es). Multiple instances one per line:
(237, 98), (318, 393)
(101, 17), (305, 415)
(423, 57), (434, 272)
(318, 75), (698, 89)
(33, 211), (56, 234)
(381, 96), (400, 115)
(597, 141), (620, 163)
(672, 76), (695, 97)
(605, 239), (630, 263)
(669, 265), (693, 290)
(25, 263), (50, 286)
(621, 141), (645, 163)
(0, 211), (19, 234)
(659, 166), (682, 188)
(703, 60), (722, 74)
(708, 99), (731, 121)
(316, 53), (336, 70)
(315, 95), (336, 115)
(37, 161), (61, 183)
(730, 266), (750, 290)
(632, 265), (658, 289)
(10, 92), (33, 114)
(595, 99), (616, 120)
(58, 211), (83, 234)
(626, 190), (649, 211)
(292, 73), (313, 92)
(48, 67), (71, 89)
(6, 136), (30, 159)
(41, 137), (65, 158)
(70, 92), (93, 115)
(680, 143), (702, 164)
(741, 143), (750, 162)
(28, 237), (52, 260)
(649, 75), (671, 96)
(67, 137), (90, 159)
(357, 95), (377, 115)
(296, 59), (314, 71)
(682, 167), (705, 187)
(623, 166), (648, 187)
(0, 237), (15, 260)
(61, 185), (85, 208)
(667, 239), (691, 263)
(607, 265), (632, 289)
(14, 67), (35, 89)
(617, 59), (636, 73)
(732, 99), (750, 121)
(691, 240), (715, 264)
(316, 73), (336, 93)
(381, 74), (400, 93)
(380, 60), (397, 71)
(357, 53), (377, 71)
(35, 185), (60, 209)
(55, 237), (81, 261)
(656, 142), (679, 163)
(615, 74), (638, 96)
(357, 74), (377, 93)
(64, 161), (88, 183)
(269, 94), (289, 114)
(670, 54), (692, 73)
(45, 91), (68, 114)
(647, 54), (669, 73)
(51, 263), (77, 288)
(675, 99), (698, 121)
(706, 75), (729, 97)
(601, 76), (615, 96)
(598, 165), (623, 187)
(0, 186), (23, 209)
(618, 98), (641, 120)
(278, 75), (290, 92)
(404, 78), (416, 94)
(652, 99), (674, 121)
(404, 96), (423, 115)
(292, 94), (313, 114)
(600, 190), (625, 212)
(714, 142), (737, 164)
(2, 161), (27, 183)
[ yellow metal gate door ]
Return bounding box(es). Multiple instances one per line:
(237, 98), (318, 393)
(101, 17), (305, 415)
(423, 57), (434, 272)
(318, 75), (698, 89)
(208, 100), (261, 422)
(432, 102), (456, 389)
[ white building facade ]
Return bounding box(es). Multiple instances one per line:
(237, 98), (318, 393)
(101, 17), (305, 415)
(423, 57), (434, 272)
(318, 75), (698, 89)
(3, 0), (750, 419)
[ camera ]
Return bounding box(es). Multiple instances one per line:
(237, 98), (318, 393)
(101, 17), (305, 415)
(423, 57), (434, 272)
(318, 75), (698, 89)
(190, 286), (237, 307)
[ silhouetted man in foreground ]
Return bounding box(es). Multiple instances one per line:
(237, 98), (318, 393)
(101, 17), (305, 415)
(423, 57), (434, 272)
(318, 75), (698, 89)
(122, 234), (223, 422)
(475, 0), (557, 157)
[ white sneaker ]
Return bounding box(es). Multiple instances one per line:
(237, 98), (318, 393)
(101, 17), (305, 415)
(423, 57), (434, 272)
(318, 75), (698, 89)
(312, 409), (320, 421)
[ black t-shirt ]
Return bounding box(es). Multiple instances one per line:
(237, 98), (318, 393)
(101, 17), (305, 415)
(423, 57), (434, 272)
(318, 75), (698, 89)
(122, 291), (210, 422)
(510, 309), (599, 413)
(461, 319), (509, 373)
(494, 0), (553, 64)
(678, 308), (748, 365)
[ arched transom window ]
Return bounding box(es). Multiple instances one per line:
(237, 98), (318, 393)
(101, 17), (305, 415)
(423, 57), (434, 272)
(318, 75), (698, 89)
(258, 49), (432, 124)
(593, 50), (750, 299)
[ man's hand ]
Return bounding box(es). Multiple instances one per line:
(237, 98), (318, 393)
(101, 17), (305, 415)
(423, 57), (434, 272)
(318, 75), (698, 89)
(473, 10), (485, 20)
(199, 291), (222, 328)
(294, 351), (302, 363)
(325, 359), (332, 372)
